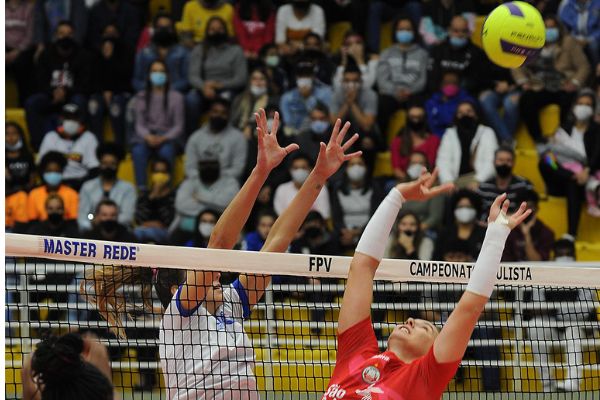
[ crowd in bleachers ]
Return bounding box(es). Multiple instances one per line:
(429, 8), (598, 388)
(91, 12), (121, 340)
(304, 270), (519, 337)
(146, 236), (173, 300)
(6, 0), (600, 258)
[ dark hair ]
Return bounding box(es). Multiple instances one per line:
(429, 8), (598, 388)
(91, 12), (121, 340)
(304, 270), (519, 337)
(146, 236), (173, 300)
(311, 100), (330, 116)
(452, 189), (482, 214)
(494, 145), (515, 159)
(56, 20), (74, 32)
(303, 31), (322, 46)
(398, 105), (429, 157)
(389, 211), (424, 259)
(5, 121), (32, 154)
(256, 209), (277, 224)
(517, 189), (539, 205)
(305, 210), (325, 224)
(95, 199), (119, 215)
(152, 10), (172, 27)
(343, 56), (362, 75)
(39, 151), (67, 172)
(154, 268), (187, 309)
(239, 0), (273, 22)
(392, 14), (417, 44)
(210, 96), (232, 111)
(31, 334), (113, 400)
(289, 151), (314, 168)
(145, 60), (171, 117)
(96, 142), (125, 162)
(201, 16), (229, 79)
(408, 150), (430, 169)
(258, 42), (277, 59)
(554, 239), (576, 257)
(338, 155), (373, 196)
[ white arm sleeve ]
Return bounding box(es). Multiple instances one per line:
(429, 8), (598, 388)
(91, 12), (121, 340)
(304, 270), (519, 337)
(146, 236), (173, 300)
(355, 188), (404, 262)
(466, 221), (511, 298)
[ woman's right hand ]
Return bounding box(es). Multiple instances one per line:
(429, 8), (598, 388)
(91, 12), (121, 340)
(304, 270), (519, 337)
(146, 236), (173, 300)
(487, 193), (531, 230)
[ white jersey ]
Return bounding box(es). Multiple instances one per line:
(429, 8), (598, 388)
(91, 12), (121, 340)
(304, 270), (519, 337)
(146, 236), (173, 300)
(159, 280), (258, 400)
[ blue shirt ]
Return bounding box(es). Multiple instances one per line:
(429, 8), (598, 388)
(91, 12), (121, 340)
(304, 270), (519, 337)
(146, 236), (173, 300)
(280, 82), (332, 130)
(425, 89), (474, 137)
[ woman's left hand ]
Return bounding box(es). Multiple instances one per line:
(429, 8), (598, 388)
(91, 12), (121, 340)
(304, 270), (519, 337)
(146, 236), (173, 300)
(255, 109), (299, 174)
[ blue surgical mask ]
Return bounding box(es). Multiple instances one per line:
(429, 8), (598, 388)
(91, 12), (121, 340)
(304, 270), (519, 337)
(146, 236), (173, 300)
(310, 120), (329, 134)
(150, 71), (167, 87)
(449, 36), (468, 48)
(43, 172), (63, 187)
(395, 30), (414, 44)
(545, 27), (559, 43)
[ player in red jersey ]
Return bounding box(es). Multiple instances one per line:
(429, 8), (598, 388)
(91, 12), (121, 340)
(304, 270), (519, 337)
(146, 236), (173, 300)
(323, 171), (531, 400)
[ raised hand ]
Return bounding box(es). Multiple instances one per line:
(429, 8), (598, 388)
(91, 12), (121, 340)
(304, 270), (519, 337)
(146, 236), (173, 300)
(255, 108), (299, 174)
(313, 119), (361, 179)
(487, 193), (531, 229)
(395, 167), (454, 201)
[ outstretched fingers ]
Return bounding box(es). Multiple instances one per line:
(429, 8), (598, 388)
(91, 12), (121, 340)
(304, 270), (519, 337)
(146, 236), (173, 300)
(284, 143), (300, 154)
(341, 133), (359, 152)
(330, 119), (341, 144)
(423, 182), (455, 198)
(491, 193), (508, 212)
(271, 111), (280, 136)
(336, 121), (351, 144)
(511, 202), (531, 225)
(343, 150), (363, 161)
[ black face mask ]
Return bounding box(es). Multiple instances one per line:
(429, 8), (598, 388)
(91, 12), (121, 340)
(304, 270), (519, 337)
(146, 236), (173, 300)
(199, 163), (220, 184)
(206, 32), (228, 45)
(292, 1), (310, 12)
(402, 230), (415, 237)
(209, 116), (228, 132)
(56, 37), (76, 52)
(304, 226), (322, 239)
(407, 119), (425, 132)
(100, 219), (119, 233)
(304, 49), (323, 60)
(457, 116), (478, 132)
(47, 212), (64, 225)
(495, 164), (512, 178)
(100, 167), (118, 180)
(153, 28), (177, 47)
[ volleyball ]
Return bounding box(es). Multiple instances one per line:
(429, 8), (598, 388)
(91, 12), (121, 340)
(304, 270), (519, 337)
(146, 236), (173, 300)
(481, 1), (545, 68)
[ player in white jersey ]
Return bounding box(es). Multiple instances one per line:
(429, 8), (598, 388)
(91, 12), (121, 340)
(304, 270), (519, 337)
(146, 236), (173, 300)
(158, 109), (361, 399)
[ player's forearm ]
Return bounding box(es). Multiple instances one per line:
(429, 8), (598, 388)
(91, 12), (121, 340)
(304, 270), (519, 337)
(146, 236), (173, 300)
(263, 172), (326, 252)
(355, 188), (404, 263)
(209, 167), (268, 249)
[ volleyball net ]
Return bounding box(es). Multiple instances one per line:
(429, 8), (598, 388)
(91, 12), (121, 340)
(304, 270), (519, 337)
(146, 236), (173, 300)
(5, 233), (600, 399)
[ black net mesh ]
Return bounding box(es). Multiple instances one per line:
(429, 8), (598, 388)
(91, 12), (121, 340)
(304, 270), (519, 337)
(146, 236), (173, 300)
(5, 257), (600, 399)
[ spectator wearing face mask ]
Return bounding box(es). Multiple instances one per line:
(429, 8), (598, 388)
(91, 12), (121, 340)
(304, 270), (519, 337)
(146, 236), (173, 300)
(558, 0), (600, 66)
(301, 32), (336, 86)
(178, 0), (234, 45)
(390, 105), (440, 183)
(5, 121), (36, 193)
(134, 159), (176, 244)
(185, 97), (248, 180)
(385, 211), (434, 260)
(280, 61), (332, 135)
(28, 194), (79, 237)
(233, 0), (275, 61)
(27, 152), (79, 223)
(330, 155), (384, 252)
(170, 209), (220, 248)
(86, 0), (141, 50)
(376, 16), (429, 133)
(419, 0), (476, 47)
(131, 60), (184, 190)
(433, 189), (485, 262)
(427, 15), (488, 95)
(477, 146), (534, 220)
(259, 43), (289, 96)
(187, 15), (248, 127)
(275, 0), (325, 55)
(502, 190), (555, 262)
(84, 199), (136, 242)
(294, 102), (331, 165)
(331, 62), (381, 169)
(174, 157), (239, 234)
(87, 24), (134, 147)
(231, 68), (274, 138)
(436, 101), (498, 190)
(243, 210), (277, 251)
(425, 70), (475, 137)
(398, 152), (445, 232)
(38, 103), (99, 190)
(513, 15), (590, 144)
(273, 153), (331, 219)
(77, 143), (136, 232)
(539, 89), (600, 238)
(332, 31), (378, 90)
(26, 21), (92, 150)
(365, 0), (422, 53)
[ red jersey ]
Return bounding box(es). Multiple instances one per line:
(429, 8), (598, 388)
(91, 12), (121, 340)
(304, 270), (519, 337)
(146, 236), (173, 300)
(323, 318), (460, 400)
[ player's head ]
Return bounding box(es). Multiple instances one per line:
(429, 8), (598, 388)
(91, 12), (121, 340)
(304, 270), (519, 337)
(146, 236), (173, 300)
(31, 333), (113, 400)
(387, 317), (439, 361)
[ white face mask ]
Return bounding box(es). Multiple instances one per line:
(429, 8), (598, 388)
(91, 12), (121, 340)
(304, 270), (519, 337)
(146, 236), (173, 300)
(555, 256), (575, 262)
(291, 168), (310, 184)
(250, 85), (267, 97)
(573, 104), (593, 121)
(62, 120), (80, 136)
(407, 163), (424, 180)
(296, 77), (313, 90)
(198, 222), (215, 237)
(347, 164), (366, 182)
(454, 207), (476, 224)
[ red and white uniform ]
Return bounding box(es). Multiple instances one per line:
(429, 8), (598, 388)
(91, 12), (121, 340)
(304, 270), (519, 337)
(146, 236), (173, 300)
(323, 318), (460, 400)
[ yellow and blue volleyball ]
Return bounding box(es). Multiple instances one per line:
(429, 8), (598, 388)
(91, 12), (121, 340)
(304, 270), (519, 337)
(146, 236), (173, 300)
(481, 1), (546, 68)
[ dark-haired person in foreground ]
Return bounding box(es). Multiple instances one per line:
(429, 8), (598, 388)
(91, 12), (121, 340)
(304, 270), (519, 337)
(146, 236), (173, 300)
(323, 171), (531, 399)
(22, 333), (112, 400)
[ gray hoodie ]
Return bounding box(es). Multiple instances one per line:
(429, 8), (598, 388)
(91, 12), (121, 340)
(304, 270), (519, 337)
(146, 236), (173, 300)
(184, 123), (248, 179)
(188, 43), (248, 91)
(175, 175), (239, 218)
(376, 44), (429, 96)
